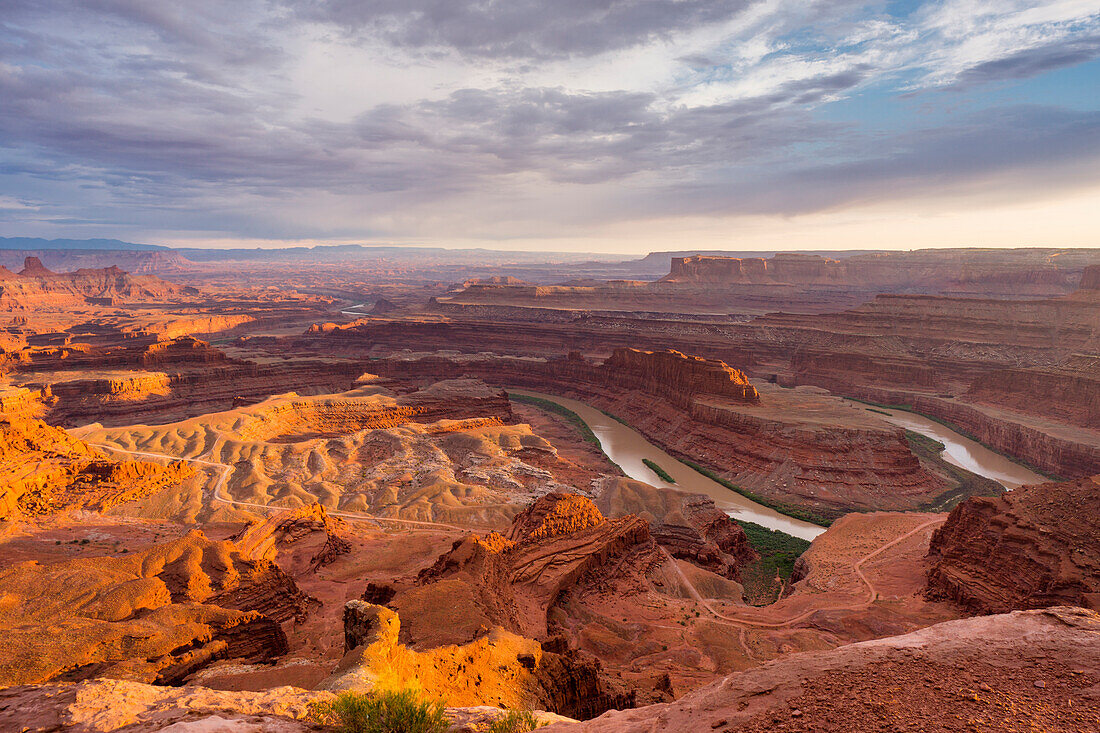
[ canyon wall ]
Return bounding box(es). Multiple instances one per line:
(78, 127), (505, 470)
(0, 257), (190, 310)
(370, 351), (943, 517)
(0, 532), (303, 686)
(299, 264), (1100, 479)
(926, 477), (1100, 614)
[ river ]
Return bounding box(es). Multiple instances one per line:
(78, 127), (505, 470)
(510, 390), (826, 541)
(873, 407), (1047, 490)
(512, 391), (1049, 542)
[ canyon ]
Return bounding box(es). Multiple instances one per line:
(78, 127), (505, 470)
(1, 245), (1098, 731)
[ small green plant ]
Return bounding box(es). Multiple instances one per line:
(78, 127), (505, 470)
(488, 710), (544, 733)
(642, 458), (676, 483)
(310, 689), (448, 733)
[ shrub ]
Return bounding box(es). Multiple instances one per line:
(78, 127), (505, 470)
(311, 689), (449, 733)
(488, 710), (544, 733)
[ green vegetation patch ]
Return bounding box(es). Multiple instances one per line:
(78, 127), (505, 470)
(865, 407), (892, 416)
(310, 689), (448, 733)
(735, 519), (812, 606)
(488, 710), (545, 733)
(508, 393), (601, 446)
(642, 458), (676, 483)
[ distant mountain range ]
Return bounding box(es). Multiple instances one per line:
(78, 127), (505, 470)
(0, 237), (627, 264)
(0, 237), (169, 251)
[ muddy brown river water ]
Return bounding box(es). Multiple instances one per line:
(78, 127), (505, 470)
(875, 407), (1047, 490)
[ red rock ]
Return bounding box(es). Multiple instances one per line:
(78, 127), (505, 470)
(926, 477), (1100, 614)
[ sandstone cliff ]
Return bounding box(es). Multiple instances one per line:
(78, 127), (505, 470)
(926, 477), (1100, 614)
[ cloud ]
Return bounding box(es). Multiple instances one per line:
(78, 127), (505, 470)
(0, 0), (1098, 245)
(288, 0), (760, 60)
(954, 33), (1100, 85)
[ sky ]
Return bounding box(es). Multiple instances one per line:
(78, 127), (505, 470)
(1, 0), (1099, 254)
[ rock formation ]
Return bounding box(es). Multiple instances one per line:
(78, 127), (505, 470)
(542, 607), (1100, 732)
(0, 257), (187, 310)
(233, 503), (351, 571)
(0, 416), (194, 520)
(0, 531), (306, 686)
(324, 601), (632, 719)
(595, 477), (756, 579)
(402, 492), (659, 642)
(926, 477), (1100, 614)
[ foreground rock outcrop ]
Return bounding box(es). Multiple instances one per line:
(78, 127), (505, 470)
(0, 677), (575, 732)
(324, 601), (630, 720)
(544, 607), (1100, 732)
(927, 477), (1100, 614)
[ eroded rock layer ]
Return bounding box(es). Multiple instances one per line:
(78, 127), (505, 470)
(0, 417), (193, 520)
(926, 477), (1100, 614)
(0, 531), (304, 686)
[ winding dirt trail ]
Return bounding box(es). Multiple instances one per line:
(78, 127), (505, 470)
(91, 443), (469, 532)
(662, 517), (945, 629)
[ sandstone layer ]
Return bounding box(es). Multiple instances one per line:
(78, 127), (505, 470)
(926, 476), (1100, 614)
(0, 416), (193, 520)
(73, 378), (612, 526)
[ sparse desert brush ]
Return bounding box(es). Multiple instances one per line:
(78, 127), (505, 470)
(310, 688), (448, 733)
(488, 710), (545, 733)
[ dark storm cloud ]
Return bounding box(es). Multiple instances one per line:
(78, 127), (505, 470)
(288, 0), (761, 60)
